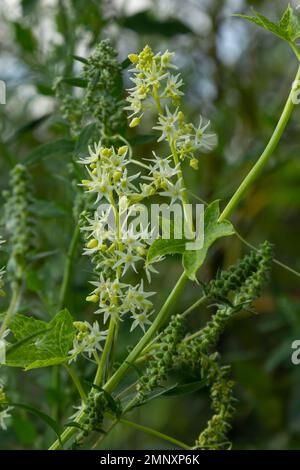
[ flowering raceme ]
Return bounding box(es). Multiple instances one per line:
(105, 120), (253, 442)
(68, 45), (218, 359)
(126, 45), (217, 169)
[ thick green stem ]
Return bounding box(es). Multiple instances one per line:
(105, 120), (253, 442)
(94, 318), (116, 387)
(103, 271), (188, 394)
(219, 64), (300, 222)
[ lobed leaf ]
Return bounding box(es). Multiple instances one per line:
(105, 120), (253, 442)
(235, 5), (300, 43)
(6, 309), (75, 370)
(183, 201), (234, 281)
(23, 139), (75, 165)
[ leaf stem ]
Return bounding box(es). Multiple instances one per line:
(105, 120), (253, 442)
(119, 418), (193, 450)
(93, 317), (116, 387)
(59, 222), (81, 309)
(64, 364), (87, 403)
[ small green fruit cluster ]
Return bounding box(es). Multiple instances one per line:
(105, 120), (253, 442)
(3, 164), (36, 283)
(136, 314), (185, 399)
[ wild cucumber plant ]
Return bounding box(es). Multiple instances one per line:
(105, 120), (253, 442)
(0, 5), (299, 450)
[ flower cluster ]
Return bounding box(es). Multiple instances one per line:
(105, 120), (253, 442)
(79, 142), (159, 332)
(176, 243), (273, 449)
(69, 321), (108, 362)
(126, 45), (217, 169)
(54, 40), (126, 139)
(136, 314), (185, 400)
(83, 39), (126, 139)
(3, 164), (36, 285)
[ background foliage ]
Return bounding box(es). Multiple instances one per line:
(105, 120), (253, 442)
(0, 0), (300, 450)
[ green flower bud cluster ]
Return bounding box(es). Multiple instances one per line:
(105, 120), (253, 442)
(3, 164), (36, 283)
(73, 389), (121, 448)
(82, 39), (126, 139)
(177, 243), (273, 449)
(136, 314), (185, 399)
(195, 356), (235, 450)
(80, 391), (106, 437)
(204, 241), (272, 304)
(177, 308), (236, 449)
(54, 40), (126, 139)
(233, 241), (272, 305)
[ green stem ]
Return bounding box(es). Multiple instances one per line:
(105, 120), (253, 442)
(119, 418), (192, 450)
(135, 295), (207, 364)
(181, 295), (206, 318)
(54, 222), (80, 423)
(94, 317), (116, 387)
(219, 64), (300, 222)
(64, 364), (87, 403)
(59, 223), (81, 309)
(0, 281), (22, 337)
(103, 271), (188, 394)
(170, 140), (194, 232)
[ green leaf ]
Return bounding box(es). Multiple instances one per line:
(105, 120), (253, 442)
(6, 309), (75, 369)
(13, 22), (37, 52)
(147, 238), (187, 263)
(5, 113), (51, 145)
(3, 402), (61, 443)
(72, 54), (88, 64)
(183, 200), (234, 281)
(74, 122), (96, 157)
(147, 215), (193, 263)
(61, 77), (88, 88)
(163, 380), (206, 396)
(121, 11), (192, 37)
(279, 4), (300, 41)
(121, 58), (131, 69)
(235, 5), (300, 43)
(23, 139), (74, 165)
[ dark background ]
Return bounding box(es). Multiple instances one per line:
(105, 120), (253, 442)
(0, 0), (300, 450)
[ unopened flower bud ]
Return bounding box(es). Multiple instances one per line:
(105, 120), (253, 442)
(128, 53), (139, 63)
(129, 117), (141, 128)
(118, 145), (128, 156)
(86, 294), (99, 303)
(87, 238), (98, 249)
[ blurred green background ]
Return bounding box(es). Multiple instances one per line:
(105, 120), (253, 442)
(0, 0), (300, 450)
